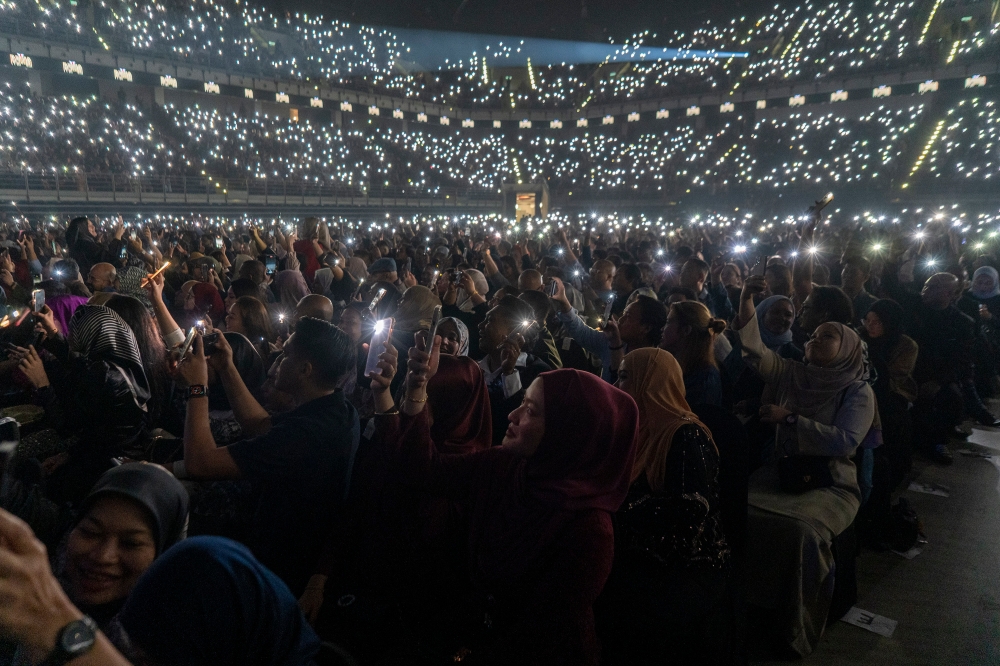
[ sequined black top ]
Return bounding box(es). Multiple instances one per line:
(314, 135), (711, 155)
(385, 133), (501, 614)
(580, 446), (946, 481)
(616, 424), (730, 570)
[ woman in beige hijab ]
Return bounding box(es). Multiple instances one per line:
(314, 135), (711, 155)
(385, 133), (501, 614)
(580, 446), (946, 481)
(599, 347), (729, 664)
(735, 275), (877, 657)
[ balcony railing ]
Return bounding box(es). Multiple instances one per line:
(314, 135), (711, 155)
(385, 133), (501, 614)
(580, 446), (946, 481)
(0, 170), (501, 208)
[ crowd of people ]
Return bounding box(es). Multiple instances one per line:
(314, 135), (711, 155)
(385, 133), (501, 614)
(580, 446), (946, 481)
(0, 204), (997, 664)
(2, 0), (998, 108)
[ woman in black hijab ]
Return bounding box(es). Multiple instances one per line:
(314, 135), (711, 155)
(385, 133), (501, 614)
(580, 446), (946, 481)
(59, 464), (188, 649)
(65, 217), (115, 279)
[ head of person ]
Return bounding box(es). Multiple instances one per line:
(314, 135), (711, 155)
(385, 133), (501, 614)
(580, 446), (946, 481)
(489, 284), (520, 309)
(87, 262), (118, 293)
(518, 289), (553, 329)
(273, 270), (310, 311)
(805, 322), (851, 367)
(812, 263), (831, 287)
(336, 302), (369, 345)
(862, 298), (904, 345)
(119, 536), (320, 666)
(437, 316), (470, 356)
(225, 278), (261, 310)
(274, 316), (354, 398)
(659, 300), (727, 375)
(798, 286), (854, 333)
(67, 216), (96, 244)
(720, 263), (743, 289)
(666, 286), (697, 305)
(39, 278), (68, 299)
(225, 296), (272, 346)
(175, 279), (199, 311)
(192, 282), (226, 324)
(68, 304), (150, 409)
(478, 296), (538, 356)
(426, 354), (492, 454)
(53, 258), (81, 283)
(614, 263), (644, 296)
(64, 464), (188, 608)
(501, 370), (638, 508)
(840, 255), (871, 296)
(678, 258), (710, 294)
(294, 294), (334, 324)
(971, 266), (1000, 300)
(756, 295), (796, 350)
(394, 285), (441, 333)
(764, 263), (793, 297)
(238, 259), (266, 286)
(106, 294), (167, 371)
(616, 348), (715, 492)
(618, 295), (668, 349)
(920, 272), (960, 310)
(497, 255), (520, 284)
(368, 257), (398, 284)
(517, 269), (544, 292)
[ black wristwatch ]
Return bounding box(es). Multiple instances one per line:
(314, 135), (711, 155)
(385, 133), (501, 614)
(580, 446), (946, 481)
(186, 384), (209, 399)
(785, 413), (798, 426)
(45, 616), (97, 666)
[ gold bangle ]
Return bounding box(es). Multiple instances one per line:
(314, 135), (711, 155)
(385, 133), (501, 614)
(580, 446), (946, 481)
(406, 394), (428, 403)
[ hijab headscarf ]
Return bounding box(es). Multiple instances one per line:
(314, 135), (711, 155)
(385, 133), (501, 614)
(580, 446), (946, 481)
(79, 463), (189, 555)
(69, 305), (150, 409)
(274, 270), (309, 310)
(346, 256), (369, 281)
(971, 266), (1000, 300)
(440, 316), (470, 356)
(456, 268), (490, 312)
(426, 355), (492, 454)
(755, 295), (795, 350)
(394, 285), (441, 333)
(116, 267), (153, 310)
(472, 370), (638, 584)
(312, 267), (334, 297)
(623, 348), (716, 493)
(782, 322), (867, 418)
(120, 536), (320, 666)
(863, 299), (904, 349)
(192, 282), (225, 322)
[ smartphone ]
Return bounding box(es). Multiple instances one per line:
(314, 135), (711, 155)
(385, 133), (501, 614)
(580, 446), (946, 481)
(546, 281), (558, 297)
(426, 305), (443, 346)
(601, 294), (616, 328)
(130, 230), (137, 241)
(31, 289), (44, 313)
(119, 245), (128, 261)
(364, 319), (393, 377)
(177, 327), (197, 359)
(809, 192), (834, 213)
(194, 319), (210, 336)
(202, 332), (220, 356)
(507, 319), (538, 344)
(368, 287), (387, 315)
(264, 257), (277, 274)
(214, 238), (223, 249)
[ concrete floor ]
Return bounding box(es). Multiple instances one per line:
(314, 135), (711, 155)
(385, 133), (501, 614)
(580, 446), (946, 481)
(752, 424), (1000, 666)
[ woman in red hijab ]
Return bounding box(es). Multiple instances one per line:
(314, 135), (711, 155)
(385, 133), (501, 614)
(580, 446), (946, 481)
(394, 336), (639, 665)
(191, 281), (225, 326)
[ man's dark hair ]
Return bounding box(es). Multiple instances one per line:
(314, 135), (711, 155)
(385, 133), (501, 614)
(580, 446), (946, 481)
(519, 289), (553, 324)
(634, 296), (669, 346)
(239, 260), (266, 285)
(675, 246), (695, 263)
(286, 317), (355, 389)
(667, 286), (698, 301)
(810, 286), (855, 325)
(39, 279), (68, 298)
(230, 277), (262, 302)
(54, 258), (80, 280)
(494, 296), (540, 347)
(684, 257), (710, 274)
(843, 255), (872, 275)
(618, 263), (645, 289)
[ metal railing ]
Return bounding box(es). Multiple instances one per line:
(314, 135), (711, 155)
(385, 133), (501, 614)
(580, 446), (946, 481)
(0, 170), (501, 208)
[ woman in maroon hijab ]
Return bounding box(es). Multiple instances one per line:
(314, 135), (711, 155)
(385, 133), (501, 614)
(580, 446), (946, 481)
(395, 336), (639, 665)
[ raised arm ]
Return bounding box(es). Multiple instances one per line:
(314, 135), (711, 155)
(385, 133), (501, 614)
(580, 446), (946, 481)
(733, 275), (788, 385)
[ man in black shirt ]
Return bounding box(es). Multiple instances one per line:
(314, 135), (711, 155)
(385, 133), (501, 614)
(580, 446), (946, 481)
(883, 271), (977, 464)
(177, 317), (360, 594)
